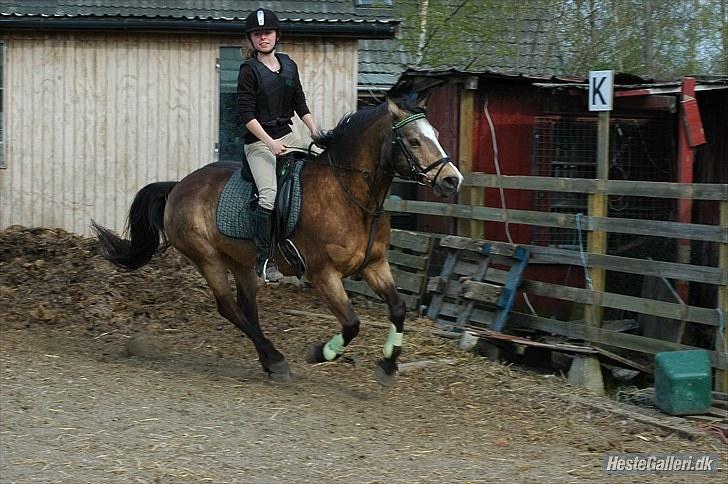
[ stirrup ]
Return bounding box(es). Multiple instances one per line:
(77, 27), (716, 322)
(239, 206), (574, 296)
(260, 258), (284, 283)
(279, 238), (306, 277)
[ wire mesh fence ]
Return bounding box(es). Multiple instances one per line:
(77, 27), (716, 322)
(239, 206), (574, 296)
(532, 114), (678, 319)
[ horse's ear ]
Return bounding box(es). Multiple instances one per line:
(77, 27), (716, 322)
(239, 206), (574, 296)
(415, 91), (430, 110)
(386, 97), (406, 119)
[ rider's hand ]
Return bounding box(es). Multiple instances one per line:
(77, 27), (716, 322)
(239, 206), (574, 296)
(267, 139), (287, 156)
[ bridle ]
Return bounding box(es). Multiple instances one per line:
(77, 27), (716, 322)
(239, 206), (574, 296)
(391, 112), (453, 187)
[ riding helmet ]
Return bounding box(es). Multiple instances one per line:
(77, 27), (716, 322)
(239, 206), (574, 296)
(245, 9), (280, 33)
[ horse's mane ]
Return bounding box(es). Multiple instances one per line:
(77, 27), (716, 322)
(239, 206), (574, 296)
(312, 97), (424, 169)
(312, 103), (387, 153)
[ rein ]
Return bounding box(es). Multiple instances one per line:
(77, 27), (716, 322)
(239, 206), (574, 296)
(289, 111), (448, 276)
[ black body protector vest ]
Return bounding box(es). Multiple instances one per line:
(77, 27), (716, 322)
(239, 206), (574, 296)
(243, 53), (297, 144)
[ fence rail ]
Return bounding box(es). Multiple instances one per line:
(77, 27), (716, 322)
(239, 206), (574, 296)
(384, 172), (727, 386)
(462, 174), (728, 200)
(384, 200), (726, 243)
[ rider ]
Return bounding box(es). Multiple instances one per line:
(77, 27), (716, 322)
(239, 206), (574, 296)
(237, 8), (319, 282)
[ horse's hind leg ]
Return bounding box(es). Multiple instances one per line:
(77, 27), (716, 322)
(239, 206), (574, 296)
(307, 269), (361, 365)
(197, 257), (290, 381)
(360, 259), (406, 387)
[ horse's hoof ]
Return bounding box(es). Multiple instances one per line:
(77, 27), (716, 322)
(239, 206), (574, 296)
(374, 361), (397, 387)
(266, 360), (292, 382)
(306, 343), (326, 364)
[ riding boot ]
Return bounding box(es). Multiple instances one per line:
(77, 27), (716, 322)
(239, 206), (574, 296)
(251, 206), (284, 283)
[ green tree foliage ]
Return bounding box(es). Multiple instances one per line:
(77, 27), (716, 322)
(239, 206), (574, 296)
(392, 0), (727, 78)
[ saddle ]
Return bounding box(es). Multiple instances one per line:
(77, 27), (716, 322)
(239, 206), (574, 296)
(215, 151), (308, 276)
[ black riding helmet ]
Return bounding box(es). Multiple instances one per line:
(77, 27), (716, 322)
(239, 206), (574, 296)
(245, 8), (279, 33)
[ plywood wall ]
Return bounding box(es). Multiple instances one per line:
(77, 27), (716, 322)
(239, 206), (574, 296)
(0, 32), (357, 234)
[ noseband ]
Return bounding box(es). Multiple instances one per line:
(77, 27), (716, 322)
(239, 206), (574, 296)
(391, 113), (452, 186)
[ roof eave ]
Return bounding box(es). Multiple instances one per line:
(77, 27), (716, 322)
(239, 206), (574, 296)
(0, 17), (398, 39)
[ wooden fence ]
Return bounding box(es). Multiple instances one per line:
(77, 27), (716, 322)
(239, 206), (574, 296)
(384, 174), (728, 390)
(343, 229), (435, 311)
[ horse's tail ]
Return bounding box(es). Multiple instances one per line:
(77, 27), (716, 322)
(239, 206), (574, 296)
(91, 181), (178, 271)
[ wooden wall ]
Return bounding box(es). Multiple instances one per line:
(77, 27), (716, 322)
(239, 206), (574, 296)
(0, 32), (357, 234)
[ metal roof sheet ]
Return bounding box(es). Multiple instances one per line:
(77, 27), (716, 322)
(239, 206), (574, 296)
(0, 0), (396, 22)
(396, 67), (728, 91)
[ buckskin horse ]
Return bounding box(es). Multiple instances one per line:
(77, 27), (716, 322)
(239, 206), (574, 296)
(92, 96), (462, 385)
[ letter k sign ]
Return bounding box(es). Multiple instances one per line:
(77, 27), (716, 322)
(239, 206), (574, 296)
(589, 70), (614, 111)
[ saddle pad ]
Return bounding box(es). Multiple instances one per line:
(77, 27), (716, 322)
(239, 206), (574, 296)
(216, 163), (304, 240)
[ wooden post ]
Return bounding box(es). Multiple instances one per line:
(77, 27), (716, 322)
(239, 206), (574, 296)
(717, 201), (728, 391)
(675, 77), (705, 304)
(585, 111), (609, 328)
(570, 110), (609, 396)
(457, 86), (476, 237)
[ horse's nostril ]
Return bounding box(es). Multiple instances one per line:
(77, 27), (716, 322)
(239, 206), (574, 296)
(442, 176), (459, 191)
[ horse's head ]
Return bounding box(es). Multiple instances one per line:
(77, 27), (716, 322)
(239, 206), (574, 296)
(387, 98), (463, 197)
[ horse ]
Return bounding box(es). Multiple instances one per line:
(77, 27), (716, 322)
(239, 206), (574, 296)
(92, 96), (463, 386)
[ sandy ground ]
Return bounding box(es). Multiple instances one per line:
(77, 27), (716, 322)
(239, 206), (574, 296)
(1, 227), (726, 483)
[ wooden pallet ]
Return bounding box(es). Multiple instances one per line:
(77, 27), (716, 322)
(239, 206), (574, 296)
(343, 229), (435, 310)
(426, 235), (529, 331)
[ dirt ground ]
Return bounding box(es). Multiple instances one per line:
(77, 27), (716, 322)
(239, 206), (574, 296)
(1, 226), (726, 483)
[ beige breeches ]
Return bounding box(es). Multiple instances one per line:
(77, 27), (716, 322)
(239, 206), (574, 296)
(244, 131), (303, 210)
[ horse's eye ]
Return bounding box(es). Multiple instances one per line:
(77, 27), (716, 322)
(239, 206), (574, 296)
(409, 138), (421, 147)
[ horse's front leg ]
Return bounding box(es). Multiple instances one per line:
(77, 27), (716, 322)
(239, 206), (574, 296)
(360, 258), (406, 386)
(307, 269), (361, 365)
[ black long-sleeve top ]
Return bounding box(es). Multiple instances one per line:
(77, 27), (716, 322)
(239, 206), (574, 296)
(236, 55), (311, 144)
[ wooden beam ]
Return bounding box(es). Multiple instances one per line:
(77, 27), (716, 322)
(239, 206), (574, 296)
(459, 275), (721, 326)
(457, 89), (476, 237)
(384, 200), (727, 243)
(461, 174), (727, 201)
(437, 235), (725, 285)
(717, 201), (728, 391)
(504, 311), (728, 370)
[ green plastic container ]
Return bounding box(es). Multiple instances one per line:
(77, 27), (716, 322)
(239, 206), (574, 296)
(654, 350), (712, 416)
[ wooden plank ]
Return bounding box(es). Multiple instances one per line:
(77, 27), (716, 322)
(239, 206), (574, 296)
(387, 250), (429, 271)
(384, 200), (726, 243)
(342, 278), (419, 310)
(586, 192), (607, 327)
(389, 229), (433, 254)
(457, 89), (475, 237)
(461, 274), (719, 326)
(589, 217), (726, 244)
(463, 174), (728, 201)
(439, 236), (519, 257)
(442, 238), (724, 286)
(427, 249), (460, 319)
(461, 280), (502, 305)
(440, 302), (495, 326)
(717, 201), (728, 392)
(593, 346), (652, 373)
(505, 311), (728, 370)
(466, 327), (599, 354)
(390, 266), (426, 294)
(455, 254), (493, 327)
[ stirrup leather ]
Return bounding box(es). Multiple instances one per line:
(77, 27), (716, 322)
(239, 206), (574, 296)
(278, 238), (306, 277)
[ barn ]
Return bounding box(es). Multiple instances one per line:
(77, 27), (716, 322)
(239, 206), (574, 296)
(0, 1), (397, 234)
(384, 68), (727, 389)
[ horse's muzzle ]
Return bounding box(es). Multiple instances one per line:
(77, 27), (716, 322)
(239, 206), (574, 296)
(434, 175), (461, 197)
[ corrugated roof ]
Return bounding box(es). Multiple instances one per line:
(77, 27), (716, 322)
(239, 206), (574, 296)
(356, 0), (569, 91)
(394, 67), (728, 92)
(0, 0), (395, 22)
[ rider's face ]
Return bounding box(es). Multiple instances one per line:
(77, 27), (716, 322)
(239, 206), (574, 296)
(250, 30), (277, 54)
